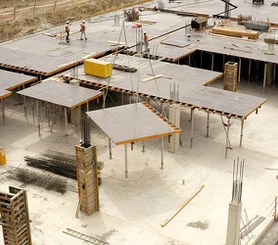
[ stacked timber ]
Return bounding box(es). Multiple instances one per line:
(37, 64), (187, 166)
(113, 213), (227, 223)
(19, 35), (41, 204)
(211, 26), (260, 39)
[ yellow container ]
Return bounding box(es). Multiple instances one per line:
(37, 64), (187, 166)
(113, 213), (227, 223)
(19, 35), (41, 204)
(0, 148), (6, 165)
(84, 58), (112, 78)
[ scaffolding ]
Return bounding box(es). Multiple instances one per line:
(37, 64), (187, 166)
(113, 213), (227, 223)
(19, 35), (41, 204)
(0, 186), (32, 245)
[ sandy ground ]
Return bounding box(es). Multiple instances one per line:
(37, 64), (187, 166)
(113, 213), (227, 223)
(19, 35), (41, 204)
(0, 78), (278, 244)
(0, 0), (146, 43)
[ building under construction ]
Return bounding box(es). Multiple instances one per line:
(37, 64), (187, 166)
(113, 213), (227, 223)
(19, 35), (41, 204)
(0, 0), (278, 244)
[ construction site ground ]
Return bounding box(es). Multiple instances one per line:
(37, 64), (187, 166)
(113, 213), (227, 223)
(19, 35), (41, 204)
(0, 0), (278, 244)
(0, 79), (278, 245)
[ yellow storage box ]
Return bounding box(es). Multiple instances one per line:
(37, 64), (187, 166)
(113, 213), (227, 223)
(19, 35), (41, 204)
(0, 148), (6, 165)
(84, 58), (112, 78)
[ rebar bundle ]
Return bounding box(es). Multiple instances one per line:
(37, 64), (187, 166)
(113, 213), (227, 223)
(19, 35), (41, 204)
(11, 168), (67, 194)
(24, 152), (76, 179)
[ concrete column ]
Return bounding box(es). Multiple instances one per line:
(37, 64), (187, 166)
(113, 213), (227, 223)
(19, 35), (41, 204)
(226, 202), (242, 245)
(168, 104), (180, 153)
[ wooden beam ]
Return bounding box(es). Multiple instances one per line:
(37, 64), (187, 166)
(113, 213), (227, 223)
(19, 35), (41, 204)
(161, 185), (205, 227)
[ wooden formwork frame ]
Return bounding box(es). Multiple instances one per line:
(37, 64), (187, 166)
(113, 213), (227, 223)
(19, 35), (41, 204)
(0, 186), (32, 245)
(75, 144), (99, 216)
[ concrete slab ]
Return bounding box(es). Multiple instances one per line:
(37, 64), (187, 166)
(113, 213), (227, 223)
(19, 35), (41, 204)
(64, 54), (266, 119)
(0, 89), (11, 99)
(17, 79), (103, 109)
(0, 70), (37, 91)
(86, 102), (181, 145)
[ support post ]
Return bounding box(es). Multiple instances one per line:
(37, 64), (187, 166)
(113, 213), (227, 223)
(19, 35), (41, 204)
(36, 100), (41, 136)
(190, 108), (194, 148)
(168, 104), (180, 153)
(2, 99), (5, 125)
(206, 111), (210, 137)
(225, 117), (231, 158)
(109, 138), (112, 159)
(248, 59), (251, 82)
(142, 141), (145, 152)
(211, 53), (214, 71)
(124, 144), (128, 178)
(263, 63), (267, 89)
(50, 104), (53, 133)
(23, 85), (27, 118)
(273, 64), (276, 88)
(240, 120), (244, 147)
(161, 137), (164, 170)
(238, 58), (241, 84)
(64, 107), (68, 135)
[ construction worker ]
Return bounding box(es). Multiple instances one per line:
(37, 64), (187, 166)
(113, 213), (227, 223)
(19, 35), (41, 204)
(143, 32), (149, 51)
(80, 20), (87, 40)
(65, 20), (70, 43)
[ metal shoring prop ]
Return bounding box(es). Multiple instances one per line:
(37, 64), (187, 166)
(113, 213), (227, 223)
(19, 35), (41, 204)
(23, 84), (27, 118)
(273, 64), (276, 88)
(238, 58), (242, 84)
(248, 59), (252, 82)
(211, 53), (214, 71)
(32, 100), (35, 124)
(47, 102), (51, 128)
(206, 110), (210, 137)
(221, 115), (232, 158)
(190, 108), (194, 148)
(36, 100), (41, 136)
(263, 63), (267, 89)
(240, 119), (244, 147)
(124, 144), (128, 178)
(161, 136), (164, 170)
(109, 138), (112, 159)
(64, 107), (68, 136)
(200, 51), (203, 68)
(50, 104), (54, 133)
(2, 99), (5, 125)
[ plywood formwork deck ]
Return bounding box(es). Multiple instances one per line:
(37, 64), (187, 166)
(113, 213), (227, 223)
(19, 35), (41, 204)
(0, 10), (190, 76)
(0, 70), (37, 91)
(63, 54), (266, 119)
(0, 89), (11, 99)
(86, 102), (181, 145)
(17, 79), (102, 109)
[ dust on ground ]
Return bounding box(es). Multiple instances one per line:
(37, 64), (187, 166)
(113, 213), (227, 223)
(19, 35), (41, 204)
(0, 0), (143, 43)
(186, 220), (209, 230)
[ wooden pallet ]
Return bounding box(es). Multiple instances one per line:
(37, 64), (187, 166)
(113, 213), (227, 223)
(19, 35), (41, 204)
(0, 186), (32, 245)
(224, 62), (238, 92)
(75, 145), (99, 216)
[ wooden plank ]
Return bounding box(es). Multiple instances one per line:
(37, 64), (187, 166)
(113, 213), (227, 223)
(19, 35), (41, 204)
(211, 26), (260, 39)
(161, 185), (205, 227)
